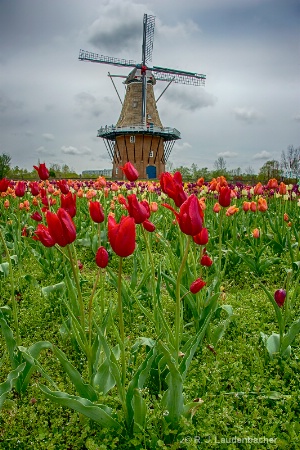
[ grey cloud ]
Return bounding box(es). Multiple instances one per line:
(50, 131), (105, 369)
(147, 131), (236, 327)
(252, 151), (271, 160)
(164, 88), (216, 111)
(61, 146), (92, 156)
(75, 92), (103, 118)
(87, 3), (146, 55)
(42, 133), (55, 141)
(233, 107), (264, 123)
(0, 91), (23, 114)
(217, 151), (238, 158)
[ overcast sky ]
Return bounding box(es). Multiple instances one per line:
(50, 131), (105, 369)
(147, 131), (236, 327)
(0, 0), (299, 175)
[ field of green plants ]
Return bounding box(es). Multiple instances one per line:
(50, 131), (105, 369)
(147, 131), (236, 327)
(0, 163), (300, 449)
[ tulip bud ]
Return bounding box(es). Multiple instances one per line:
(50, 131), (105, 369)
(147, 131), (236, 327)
(252, 228), (260, 239)
(274, 289), (286, 308)
(190, 278), (206, 294)
(95, 246), (109, 268)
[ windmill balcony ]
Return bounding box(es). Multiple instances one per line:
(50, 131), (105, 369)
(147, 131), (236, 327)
(97, 124), (181, 141)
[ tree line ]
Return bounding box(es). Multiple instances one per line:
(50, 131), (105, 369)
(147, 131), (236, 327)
(0, 145), (299, 182)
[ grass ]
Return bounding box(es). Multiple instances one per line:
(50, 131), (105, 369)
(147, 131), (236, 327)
(1, 252), (300, 450)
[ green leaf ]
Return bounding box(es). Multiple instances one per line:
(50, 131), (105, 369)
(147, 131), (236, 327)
(0, 262), (9, 277)
(209, 304), (234, 347)
(40, 386), (120, 429)
(93, 358), (116, 395)
(126, 346), (156, 430)
(95, 326), (123, 403)
(0, 363), (26, 409)
(0, 312), (17, 367)
(281, 318), (300, 355)
(181, 292), (219, 380)
(42, 281), (65, 297)
(265, 333), (280, 358)
(132, 389), (147, 431)
(91, 234), (99, 254)
(17, 341), (54, 393)
(52, 346), (98, 402)
(158, 342), (184, 423)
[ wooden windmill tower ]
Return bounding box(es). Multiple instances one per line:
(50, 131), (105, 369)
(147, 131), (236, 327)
(79, 14), (206, 179)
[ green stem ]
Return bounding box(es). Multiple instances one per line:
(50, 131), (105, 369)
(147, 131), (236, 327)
(88, 268), (101, 378)
(117, 257), (126, 389)
(175, 235), (191, 363)
(218, 209), (224, 273)
(97, 223), (101, 247)
(0, 228), (20, 344)
(67, 244), (85, 330)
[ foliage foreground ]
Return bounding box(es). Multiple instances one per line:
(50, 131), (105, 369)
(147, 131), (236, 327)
(0, 167), (300, 449)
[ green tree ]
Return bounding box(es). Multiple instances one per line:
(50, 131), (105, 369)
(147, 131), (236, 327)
(0, 153), (11, 179)
(258, 160), (281, 181)
(173, 165), (192, 180)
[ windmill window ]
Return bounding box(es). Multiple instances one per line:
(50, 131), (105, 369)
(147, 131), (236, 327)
(115, 168), (118, 175)
(130, 136), (135, 143)
(132, 101), (137, 108)
(149, 151), (153, 158)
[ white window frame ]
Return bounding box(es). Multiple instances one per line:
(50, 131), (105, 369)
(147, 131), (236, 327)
(130, 136), (135, 143)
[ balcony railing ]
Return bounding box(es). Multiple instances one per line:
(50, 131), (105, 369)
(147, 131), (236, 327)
(97, 124), (181, 140)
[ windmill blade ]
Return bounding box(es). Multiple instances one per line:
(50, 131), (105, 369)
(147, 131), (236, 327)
(152, 66), (206, 86)
(143, 14), (155, 64)
(141, 14), (155, 124)
(79, 49), (137, 69)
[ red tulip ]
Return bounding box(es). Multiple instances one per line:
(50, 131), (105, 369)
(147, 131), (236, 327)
(89, 201), (105, 223)
(190, 278), (206, 294)
(108, 215), (136, 257)
(46, 208), (76, 247)
(0, 178), (10, 192)
(30, 211), (43, 222)
(60, 192), (76, 218)
(142, 219), (156, 232)
(95, 246), (109, 268)
(218, 186), (231, 207)
(29, 181), (40, 196)
(120, 161), (139, 181)
(200, 251), (213, 267)
(127, 194), (150, 224)
(160, 171), (188, 207)
(274, 289), (286, 308)
(57, 179), (70, 194)
(34, 224), (56, 247)
(33, 162), (49, 180)
(15, 181), (26, 197)
(193, 227), (209, 245)
(165, 194), (204, 236)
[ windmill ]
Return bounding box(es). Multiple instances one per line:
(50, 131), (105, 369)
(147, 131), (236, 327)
(79, 14), (206, 179)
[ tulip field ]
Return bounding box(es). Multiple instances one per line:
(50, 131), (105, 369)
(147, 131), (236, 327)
(0, 164), (300, 449)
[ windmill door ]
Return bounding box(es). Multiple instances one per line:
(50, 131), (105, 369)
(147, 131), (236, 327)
(146, 165), (157, 179)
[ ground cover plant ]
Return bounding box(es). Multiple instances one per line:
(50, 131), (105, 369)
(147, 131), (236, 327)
(0, 165), (300, 449)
